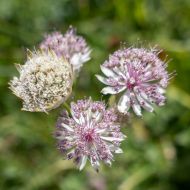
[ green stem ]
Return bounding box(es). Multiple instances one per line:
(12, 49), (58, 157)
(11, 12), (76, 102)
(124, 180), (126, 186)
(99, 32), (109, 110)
(62, 102), (71, 114)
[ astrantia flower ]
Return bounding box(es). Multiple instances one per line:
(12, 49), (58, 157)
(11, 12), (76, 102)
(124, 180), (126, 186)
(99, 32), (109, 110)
(40, 27), (91, 74)
(55, 98), (125, 171)
(9, 50), (73, 112)
(96, 47), (173, 116)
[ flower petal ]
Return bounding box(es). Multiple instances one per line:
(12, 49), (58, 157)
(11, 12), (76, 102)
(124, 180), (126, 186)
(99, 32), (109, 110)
(70, 53), (81, 66)
(105, 160), (112, 166)
(157, 86), (165, 94)
(71, 110), (80, 124)
(136, 94), (154, 112)
(100, 136), (124, 142)
(117, 92), (130, 113)
(94, 112), (102, 122)
(61, 123), (74, 132)
(101, 86), (118, 95)
(79, 114), (86, 125)
(132, 103), (142, 116)
(139, 91), (154, 104)
(115, 148), (123, 154)
(100, 65), (116, 77)
(130, 92), (142, 116)
(15, 64), (22, 72)
(101, 86), (126, 95)
(90, 157), (100, 172)
(134, 88), (154, 113)
(95, 74), (109, 85)
(109, 145), (124, 153)
(79, 156), (87, 170)
(113, 67), (126, 79)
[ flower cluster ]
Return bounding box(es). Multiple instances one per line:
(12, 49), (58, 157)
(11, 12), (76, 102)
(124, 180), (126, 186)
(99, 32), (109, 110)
(9, 50), (73, 112)
(9, 26), (174, 171)
(40, 27), (91, 74)
(55, 99), (125, 171)
(96, 47), (172, 116)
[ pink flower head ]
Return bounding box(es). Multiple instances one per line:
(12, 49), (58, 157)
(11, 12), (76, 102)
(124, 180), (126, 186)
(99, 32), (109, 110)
(96, 47), (174, 116)
(55, 98), (125, 171)
(40, 26), (91, 74)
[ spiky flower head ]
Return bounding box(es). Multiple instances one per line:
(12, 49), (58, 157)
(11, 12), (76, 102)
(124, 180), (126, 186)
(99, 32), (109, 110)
(55, 98), (125, 171)
(9, 50), (73, 112)
(96, 47), (173, 116)
(40, 26), (91, 74)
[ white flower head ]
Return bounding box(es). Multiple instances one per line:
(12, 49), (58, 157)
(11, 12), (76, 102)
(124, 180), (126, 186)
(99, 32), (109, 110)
(9, 49), (73, 112)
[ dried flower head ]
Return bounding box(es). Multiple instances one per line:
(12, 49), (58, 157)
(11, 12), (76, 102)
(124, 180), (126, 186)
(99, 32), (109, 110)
(40, 26), (91, 74)
(9, 50), (73, 112)
(55, 98), (125, 171)
(96, 47), (173, 116)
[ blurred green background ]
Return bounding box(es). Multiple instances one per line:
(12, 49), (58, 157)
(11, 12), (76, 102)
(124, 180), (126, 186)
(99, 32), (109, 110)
(0, 0), (190, 190)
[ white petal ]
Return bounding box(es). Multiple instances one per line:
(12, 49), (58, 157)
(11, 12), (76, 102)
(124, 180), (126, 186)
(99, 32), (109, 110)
(134, 88), (154, 113)
(70, 54), (82, 66)
(115, 148), (123, 154)
(113, 67), (126, 79)
(71, 110), (80, 124)
(15, 64), (22, 72)
(86, 110), (92, 123)
(144, 71), (152, 78)
(70, 53), (90, 72)
(100, 65), (116, 77)
(96, 128), (106, 134)
(117, 92), (130, 113)
(101, 86), (118, 95)
(94, 112), (102, 122)
(105, 160), (112, 166)
(109, 145), (124, 153)
(61, 123), (74, 132)
(132, 103), (142, 116)
(140, 91), (153, 104)
(90, 158), (100, 172)
(117, 86), (126, 93)
(79, 114), (86, 125)
(79, 156), (87, 171)
(144, 64), (152, 72)
(140, 91), (149, 100)
(81, 49), (91, 62)
(131, 92), (142, 116)
(95, 74), (109, 85)
(57, 136), (74, 141)
(143, 103), (154, 112)
(157, 87), (165, 94)
(136, 94), (154, 112)
(100, 136), (124, 142)
(101, 86), (126, 95)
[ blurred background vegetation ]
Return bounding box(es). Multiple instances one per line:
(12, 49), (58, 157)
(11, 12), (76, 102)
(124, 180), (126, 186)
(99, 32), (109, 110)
(0, 0), (190, 190)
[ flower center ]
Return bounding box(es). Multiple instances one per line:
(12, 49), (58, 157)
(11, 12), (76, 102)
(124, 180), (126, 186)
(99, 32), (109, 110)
(84, 133), (93, 142)
(83, 129), (95, 142)
(126, 77), (136, 90)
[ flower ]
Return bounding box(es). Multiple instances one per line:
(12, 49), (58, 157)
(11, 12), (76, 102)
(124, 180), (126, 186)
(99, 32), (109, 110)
(9, 50), (73, 112)
(40, 26), (91, 74)
(96, 47), (173, 116)
(55, 98), (125, 171)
